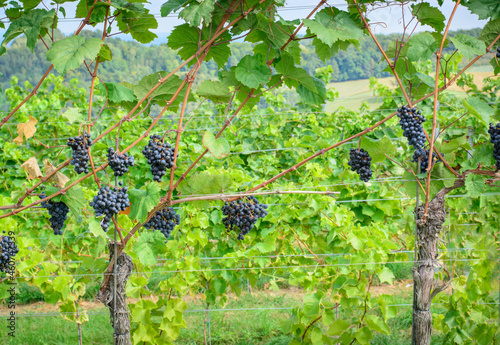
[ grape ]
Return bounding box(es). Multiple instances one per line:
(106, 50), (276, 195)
(143, 207), (180, 240)
(89, 186), (130, 231)
(412, 148), (439, 173)
(222, 196), (268, 240)
(348, 148), (372, 182)
(0, 236), (19, 272)
(488, 122), (500, 170)
(39, 192), (69, 235)
(67, 133), (92, 174)
(142, 134), (175, 182)
(397, 106), (427, 150)
(496, 45), (500, 58)
(106, 147), (134, 176)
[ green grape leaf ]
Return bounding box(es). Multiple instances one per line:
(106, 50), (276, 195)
(407, 32), (439, 61)
(133, 231), (166, 266)
(116, 12), (158, 44)
(134, 72), (193, 105)
(61, 108), (84, 123)
(275, 53), (317, 92)
(98, 82), (137, 104)
(360, 136), (396, 163)
(46, 36), (103, 75)
(196, 80), (231, 103)
(490, 57), (500, 76)
(61, 185), (86, 217)
(202, 131), (230, 159)
(479, 18), (500, 46)
(303, 10), (363, 47)
(441, 135), (471, 154)
(377, 296), (398, 322)
(168, 23), (230, 69)
(160, 0), (188, 16)
(463, 0), (500, 21)
(411, 3), (445, 32)
(365, 315), (390, 335)
(234, 54), (271, 88)
(377, 266), (395, 285)
(450, 34), (486, 59)
(88, 218), (108, 239)
(98, 44), (112, 61)
(303, 292), (322, 317)
(212, 278), (226, 295)
(128, 182), (161, 223)
(328, 319), (350, 336)
(59, 300), (76, 322)
(354, 326), (373, 345)
(1, 9), (56, 53)
(297, 77), (326, 105)
(462, 97), (494, 125)
(179, 0), (214, 27)
(465, 174), (487, 198)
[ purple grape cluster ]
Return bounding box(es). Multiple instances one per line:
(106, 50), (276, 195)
(39, 192), (69, 235)
(89, 186), (130, 231)
(348, 148), (372, 182)
(67, 133), (92, 174)
(222, 196), (268, 240)
(142, 135), (175, 182)
(496, 46), (500, 59)
(143, 207), (180, 240)
(0, 235), (19, 272)
(488, 123), (500, 170)
(107, 147), (134, 176)
(397, 106), (427, 149)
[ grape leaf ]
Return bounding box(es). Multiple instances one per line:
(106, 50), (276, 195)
(450, 34), (486, 59)
(160, 0), (188, 17)
(1, 9), (56, 53)
(61, 185), (86, 217)
(88, 218), (107, 239)
(128, 182), (161, 223)
(202, 131), (230, 159)
(462, 97), (494, 125)
(463, 0), (500, 21)
(179, 0), (214, 27)
(134, 72), (193, 106)
(133, 231), (166, 266)
(97, 82), (137, 103)
(13, 115), (37, 144)
(360, 136), (396, 163)
(490, 57), (500, 76)
(465, 174), (487, 198)
(303, 10), (363, 47)
(46, 36), (103, 75)
(98, 44), (112, 61)
(274, 53), (317, 92)
(196, 80), (231, 103)
(411, 3), (445, 32)
(297, 77), (326, 105)
(234, 54), (271, 88)
(328, 319), (350, 336)
(479, 18), (500, 46)
(21, 157), (42, 180)
(407, 32), (439, 61)
(116, 12), (157, 44)
(377, 267), (395, 285)
(61, 108), (84, 123)
(168, 23), (230, 69)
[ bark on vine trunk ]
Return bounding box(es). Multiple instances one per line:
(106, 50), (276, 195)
(411, 179), (464, 345)
(97, 245), (134, 345)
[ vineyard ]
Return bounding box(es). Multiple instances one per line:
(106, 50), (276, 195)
(0, 0), (499, 344)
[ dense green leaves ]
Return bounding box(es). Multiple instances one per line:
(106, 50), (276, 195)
(47, 36), (103, 75)
(234, 54), (271, 88)
(128, 182), (161, 223)
(202, 131), (230, 159)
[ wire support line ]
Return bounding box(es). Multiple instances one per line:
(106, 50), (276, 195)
(10, 258), (485, 280)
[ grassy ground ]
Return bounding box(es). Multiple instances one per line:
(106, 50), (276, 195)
(0, 282), (453, 345)
(325, 68), (496, 111)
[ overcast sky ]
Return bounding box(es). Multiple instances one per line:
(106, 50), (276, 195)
(3, 0), (488, 43)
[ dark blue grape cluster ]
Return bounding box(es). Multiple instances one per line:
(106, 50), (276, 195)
(107, 147), (134, 176)
(39, 192), (69, 235)
(143, 207), (180, 240)
(67, 133), (92, 174)
(142, 135), (175, 182)
(0, 235), (18, 272)
(397, 106), (427, 149)
(412, 148), (438, 173)
(496, 46), (500, 59)
(348, 148), (372, 182)
(488, 122), (500, 170)
(222, 196), (268, 240)
(89, 186), (130, 231)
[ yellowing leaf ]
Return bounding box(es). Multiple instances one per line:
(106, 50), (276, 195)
(44, 159), (70, 188)
(14, 116), (37, 144)
(21, 156), (42, 179)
